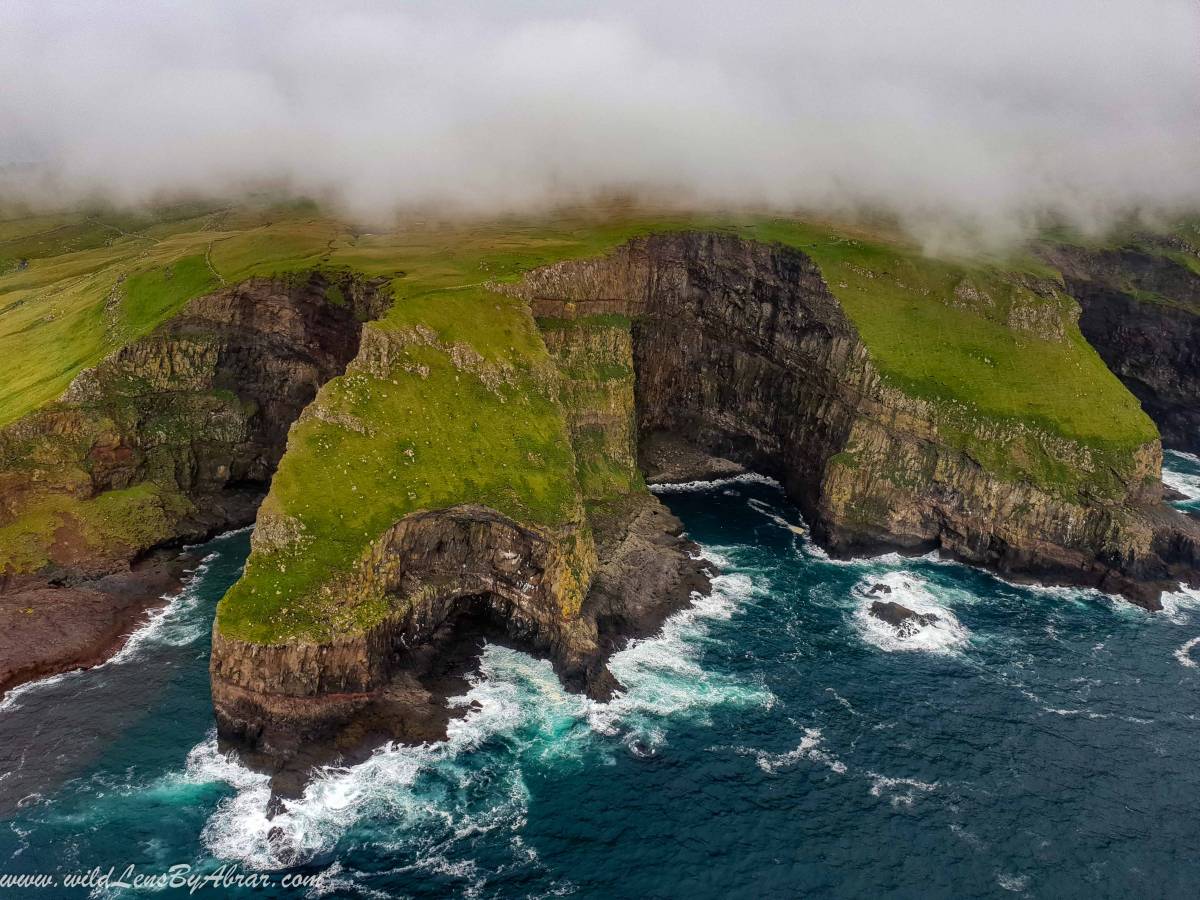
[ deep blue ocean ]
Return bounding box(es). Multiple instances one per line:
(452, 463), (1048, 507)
(2, 452), (1200, 899)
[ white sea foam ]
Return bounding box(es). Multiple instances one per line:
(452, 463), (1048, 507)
(867, 773), (938, 807)
(691, 545), (734, 570)
(1039, 706), (1107, 720)
(1159, 584), (1200, 625)
(1174, 636), (1200, 669)
(194, 654), (544, 871)
(183, 523), (254, 548)
(1168, 450), (1200, 465)
(851, 571), (970, 655)
(0, 671), (72, 713)
(1162, 469), (1200, 501)
(1163, 450), (1200, 499)
(191, 557), (771, 873)
(997, 872), (1031, 892)
(591, 572), (772, 744)
(648, 473), (781, 493)
(104, 552), (220, 665)
(740, 728), (848, 775)
(801, 542), (950, 569)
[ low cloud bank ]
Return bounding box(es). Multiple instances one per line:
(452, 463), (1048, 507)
(2, 0), (1197, 246)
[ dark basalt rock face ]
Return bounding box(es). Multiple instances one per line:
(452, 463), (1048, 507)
(61, 270), (391, 500)
(1044, 242), (1200, 454)
(0, 271), (390, 693)
(516, 232), (1200, 608)
(869, 600), (939, 631)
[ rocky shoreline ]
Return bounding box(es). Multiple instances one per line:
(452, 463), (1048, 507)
(0, 492), (263, 698)
(0, 550), (194, 696)
(4, 230), (1200, 799)
(0, 270), (390, 699)
(515, 233), (1200, 609)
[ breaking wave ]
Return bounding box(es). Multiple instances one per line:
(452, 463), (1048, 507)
(1174, 636), (1200, 669)
(649, 473), (782, 493)
(1163, 450), (1200, 500)
(185, 563), (772, 871)
(734, 727), (848, 775)
(1158, 584), (1200, 625)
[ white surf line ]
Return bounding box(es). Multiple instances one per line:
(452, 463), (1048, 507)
(193, 544), (770, 871)
(0, 533), (239, 713)
(0, 582), (197, 714)
(648, 472), (782, 493)
(866, 772), (939, 807)
(851, 571), (971, 655)
(1163, 468), (1200, 500)
(0, 671), (73, 713)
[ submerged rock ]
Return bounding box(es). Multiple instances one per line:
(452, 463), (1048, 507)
(1164, 484), (1189, 503)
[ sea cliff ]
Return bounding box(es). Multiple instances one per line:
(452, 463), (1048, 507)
(0, 209), (1197, 787)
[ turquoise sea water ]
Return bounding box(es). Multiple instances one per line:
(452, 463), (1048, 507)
(1, 460), (1200, 899)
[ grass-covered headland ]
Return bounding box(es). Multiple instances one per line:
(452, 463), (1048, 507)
(0, 201), (1171, 642)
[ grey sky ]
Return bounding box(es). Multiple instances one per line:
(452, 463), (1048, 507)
(2, 0), (1197, 245)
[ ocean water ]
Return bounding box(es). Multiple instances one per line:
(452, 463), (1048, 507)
(1165, 449), (1200, 517)
(1, 467), (1200, 899)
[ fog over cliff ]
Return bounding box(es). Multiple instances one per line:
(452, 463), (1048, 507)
(2, 0), (1197, 245)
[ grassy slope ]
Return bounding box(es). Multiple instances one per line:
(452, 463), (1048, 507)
(746, 221), (1154, 445)
(0, 205), (353, 573)
(537, 314), (642, 504)
(0, 204), (352, 427)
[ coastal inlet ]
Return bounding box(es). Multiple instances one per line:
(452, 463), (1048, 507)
(2, 471), (1200, 898)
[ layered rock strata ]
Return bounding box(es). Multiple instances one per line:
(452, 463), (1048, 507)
(211, 495), (706, 787)
(204, 232), (1198, 781)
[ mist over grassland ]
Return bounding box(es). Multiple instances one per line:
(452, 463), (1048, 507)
(2, 0), (1198, 250)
